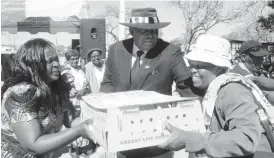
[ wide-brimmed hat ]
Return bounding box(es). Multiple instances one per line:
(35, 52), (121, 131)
(238, 40), (270, 57)
(185, 35), (232, 69)
(120, 8), (170, 29)
(87, 48), (103, 58)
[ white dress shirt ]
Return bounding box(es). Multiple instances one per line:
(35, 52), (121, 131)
(131, 43), (147, 67)
(94, 65), (105, 88)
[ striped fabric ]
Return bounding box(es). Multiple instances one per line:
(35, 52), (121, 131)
(129, 17), (159, 24)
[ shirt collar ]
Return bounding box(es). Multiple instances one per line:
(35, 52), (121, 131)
(67, 63), (81, 71)
(132, 42), (147, 57)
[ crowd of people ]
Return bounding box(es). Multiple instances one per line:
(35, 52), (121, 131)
(1, 7), (274, 158)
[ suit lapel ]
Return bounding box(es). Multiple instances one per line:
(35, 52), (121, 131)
(132, 55), (160, 90)
(119, 39), (134, 89)
(131, 39), (170, 90)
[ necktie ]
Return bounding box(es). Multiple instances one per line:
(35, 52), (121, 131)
(131, 50), (144, 83)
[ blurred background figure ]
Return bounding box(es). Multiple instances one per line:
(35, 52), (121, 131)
(231, 40), (274, 105)
(262, 54), (274, 78)
(233, 40), (270, 77)
(1, 53), (15, 83)
(75, 45), (86, 71)
(61, 49), (96, 158)
(84, 48), (105, 93)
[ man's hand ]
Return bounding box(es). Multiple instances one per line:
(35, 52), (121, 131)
(158, 122), (186, 151)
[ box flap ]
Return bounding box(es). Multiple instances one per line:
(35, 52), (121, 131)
(82, 90), (198, 109)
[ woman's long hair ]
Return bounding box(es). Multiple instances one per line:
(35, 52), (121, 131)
(1, 38), (70, 113)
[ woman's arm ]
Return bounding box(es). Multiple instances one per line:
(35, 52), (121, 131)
(246, 76), (274, 104)
(11, 118), (93, 155)
(247, 76), (274, 91)
(265, 91), (274, 105)
(63, 109), (82, 128)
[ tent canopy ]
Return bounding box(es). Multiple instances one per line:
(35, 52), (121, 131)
(1, 16), (80, 34)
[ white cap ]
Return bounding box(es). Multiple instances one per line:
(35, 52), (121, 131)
(185, 35), (232, 69)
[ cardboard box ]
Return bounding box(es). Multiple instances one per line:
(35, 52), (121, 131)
(82, 91), (206, 152)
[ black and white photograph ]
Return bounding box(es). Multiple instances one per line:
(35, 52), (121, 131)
(1, 0), (274, 158)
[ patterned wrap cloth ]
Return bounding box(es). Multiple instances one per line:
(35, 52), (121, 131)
(1, 82), (67, 158)
(202, 73), (274, 129)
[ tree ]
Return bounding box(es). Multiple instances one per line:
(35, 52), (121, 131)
(238, 1), (270, 41)
(98, 5), (132, 45)
(258, 1), (274, 32)
(222, 32), (241, 41)
(168, 0), (256, 52)
(170, 37), (184, 47)
(223, 1), (273, 42)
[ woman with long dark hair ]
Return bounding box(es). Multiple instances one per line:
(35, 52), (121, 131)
(1, 38), (94, 158)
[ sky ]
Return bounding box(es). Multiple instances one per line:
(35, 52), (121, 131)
(1, 0), (273, 48)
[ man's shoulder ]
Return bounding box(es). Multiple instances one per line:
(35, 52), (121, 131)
(160, 39), (179, 48)
(157, 39), (181, 53)
(110, 38), (132, 48)
(110, 40), (123, 47)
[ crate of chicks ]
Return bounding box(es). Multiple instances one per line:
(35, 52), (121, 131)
(81, 90), (206, 152)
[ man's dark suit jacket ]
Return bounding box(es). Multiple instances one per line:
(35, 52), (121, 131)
(100, 38), (196, 97)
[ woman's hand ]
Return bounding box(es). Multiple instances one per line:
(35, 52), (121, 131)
(158, 122), (186, 151)
(246, 75), (274, 91)
(76, 87), (90, 98)
(78, 119), (94, 141)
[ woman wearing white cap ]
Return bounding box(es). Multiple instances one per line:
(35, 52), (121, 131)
(159, 35), (274, 158)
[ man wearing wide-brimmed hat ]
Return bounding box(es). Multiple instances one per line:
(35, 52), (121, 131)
(100, 7), (197, 96)
(100, 7), (198, 158)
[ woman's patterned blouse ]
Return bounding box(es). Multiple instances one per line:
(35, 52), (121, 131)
(1, 82), (67, 158)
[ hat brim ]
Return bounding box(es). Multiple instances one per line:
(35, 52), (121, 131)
(185, 50), (232, 69)
(249, 49), (270, 57)
(87, 48), (103, 58)
(119, 22), (170, 29)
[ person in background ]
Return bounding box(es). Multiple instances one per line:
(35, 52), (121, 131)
(61, 49), (95, 158)
(84, 48), (105, 93)
(270, 54), (274, 79)
(1, 53), (15, 82)
(262, 54), (274, 79)
(232, 40), (270, 76)
(1, 38), (94, 158)
(75, 45), (86, 71)
(100, 7), (198, 158)
(159, 35), (273, 158)
(232, 40), (274, 104)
